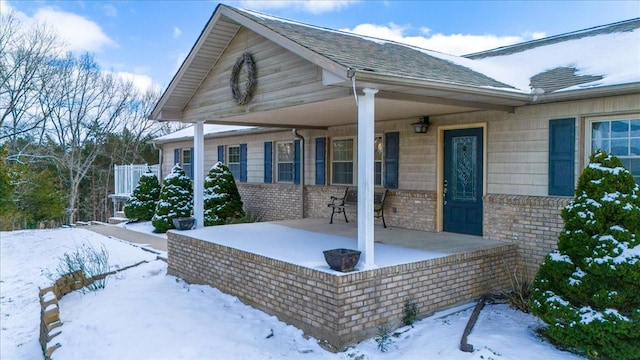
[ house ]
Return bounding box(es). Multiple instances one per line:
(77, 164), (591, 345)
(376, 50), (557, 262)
(150, 4), (639, 349)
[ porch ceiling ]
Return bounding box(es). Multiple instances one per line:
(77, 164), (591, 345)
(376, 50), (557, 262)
(182, 93), (505, 129)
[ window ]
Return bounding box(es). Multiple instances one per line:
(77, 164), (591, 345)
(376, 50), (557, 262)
(276, 142), (295, 182)
(228, 145), (240, 180)
(330, 136), (387, 186)
(374, 136), (383, 186)
(332, 138), (354, 185)
(587, 116), (640, 184)
(182, 148), (192, 179)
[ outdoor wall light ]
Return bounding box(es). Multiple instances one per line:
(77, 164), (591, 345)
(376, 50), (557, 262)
(412, 116), (430, 134)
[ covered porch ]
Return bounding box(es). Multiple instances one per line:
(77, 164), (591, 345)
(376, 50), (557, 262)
(166, 218), (517, 350)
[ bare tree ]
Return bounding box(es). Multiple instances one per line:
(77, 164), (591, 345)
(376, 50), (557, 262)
(42, 53), (136, 223)
(0, 11), (61, 152)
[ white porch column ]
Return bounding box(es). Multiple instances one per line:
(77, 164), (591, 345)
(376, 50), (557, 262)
(357, 88), (378, 267)
(193, 121), (205, 229)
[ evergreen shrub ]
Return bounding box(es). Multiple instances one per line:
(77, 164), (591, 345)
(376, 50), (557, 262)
(203, 162), (245, 226)
(124, 171), (161, 221)
(530, 150), (640, 360)
(152, 164), (193, 233)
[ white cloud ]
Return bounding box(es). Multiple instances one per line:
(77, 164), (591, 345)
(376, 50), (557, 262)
(33, 6), (117, 53)
(116, 71), (157, 92)
(342, 23), (543, 56)
(239, 0), (358, 14)
(173, 26), (182, 39)
(103, 4), (118, 17)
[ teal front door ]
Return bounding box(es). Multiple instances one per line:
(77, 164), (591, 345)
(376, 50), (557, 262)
(443, 128), (483, 236)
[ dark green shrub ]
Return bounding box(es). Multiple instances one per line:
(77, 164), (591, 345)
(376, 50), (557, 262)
(152, 165), (193, 233)
(530, 150), (640, 360)
(124, 172), (161, 221)
(203, 162), (245, 226)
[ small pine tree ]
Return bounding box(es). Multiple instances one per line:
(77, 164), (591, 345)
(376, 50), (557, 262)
(203, 162), (245, 226)
(124, 171), (161, 221)
(152, 165), (193, 233)
(530, 150), (640, 360)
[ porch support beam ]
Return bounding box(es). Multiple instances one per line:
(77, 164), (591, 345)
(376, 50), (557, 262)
(193, 121), (205, 229)
(357, 88), (378, 268)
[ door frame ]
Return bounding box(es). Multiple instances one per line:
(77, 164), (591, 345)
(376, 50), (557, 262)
(436, 122), (488, 232)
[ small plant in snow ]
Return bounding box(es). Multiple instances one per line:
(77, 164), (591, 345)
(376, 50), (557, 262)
(530, 150), (640, 360)
(124, 171), (161, 221)
(497, 260), (532, 313)
(152, 164), (193, 233)
(374, 323), (394, 352)
(402, 298), (418, 326)
(203, 162), (245, 226)
(50, 243), (110, 293)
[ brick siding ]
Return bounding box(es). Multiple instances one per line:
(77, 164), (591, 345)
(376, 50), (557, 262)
(484, 194), (571, 276)
(167, 232), (517, 350)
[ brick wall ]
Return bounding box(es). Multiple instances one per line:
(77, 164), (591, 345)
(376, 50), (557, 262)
(484, 194), (571, 276)
(237, 183), (302, 221)
(167, 232), (516, 350)
(304, 186), (437, 231)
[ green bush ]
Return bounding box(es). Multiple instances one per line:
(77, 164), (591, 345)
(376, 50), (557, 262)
(124, 171), (161, 221)
(151, 165), (193, 233)
(530, 150), (640, 360)
(203, 162), (245, 226)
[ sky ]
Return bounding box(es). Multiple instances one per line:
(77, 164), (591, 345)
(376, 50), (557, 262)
(2, 0), (639, 92)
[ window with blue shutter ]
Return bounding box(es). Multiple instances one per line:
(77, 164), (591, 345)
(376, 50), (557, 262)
(549, 118), (575, 196)
(315, 137), (326, 185)
(384, 132), (399, 189)
(294, 139), (301, 184)
(173, 148), (180, 166)
(264, 142), (273, 183)
(239, 143), (247, 182)
(217, 145), (224, 163)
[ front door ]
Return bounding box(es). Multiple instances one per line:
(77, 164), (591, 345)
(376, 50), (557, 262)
(443, 128), (483, 235)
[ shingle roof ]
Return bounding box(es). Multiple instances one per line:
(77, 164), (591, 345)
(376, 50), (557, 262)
(231, 7), (514, 90)
(465, 18), (640, 59)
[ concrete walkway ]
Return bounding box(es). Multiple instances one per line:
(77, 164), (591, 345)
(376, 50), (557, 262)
(84, 224), (167, 252)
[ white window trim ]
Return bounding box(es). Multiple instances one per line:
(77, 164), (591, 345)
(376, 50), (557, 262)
(374, 134), (383, 187)
(329, 135), (385, 186)
(227, 145), (240, 178)
(276, 141), (294, 183)
(331, 137), (357, 185)
(584, 114), (640, 166)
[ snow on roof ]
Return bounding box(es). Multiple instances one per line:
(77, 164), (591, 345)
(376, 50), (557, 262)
(239, 7), (639, 94)
(153, 124), (256, 143)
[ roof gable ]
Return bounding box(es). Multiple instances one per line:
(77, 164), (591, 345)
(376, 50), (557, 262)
(231, 7), (513, 90)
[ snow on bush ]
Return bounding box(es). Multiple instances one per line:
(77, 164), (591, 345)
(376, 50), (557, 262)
(151, 164), (193, 233)
(124, 171), (161, 221)
(531, 150), (640, 360)
(203, 162), (245, 226)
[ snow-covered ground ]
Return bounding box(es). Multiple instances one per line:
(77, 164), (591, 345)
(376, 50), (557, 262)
(1, 226), (585, 360)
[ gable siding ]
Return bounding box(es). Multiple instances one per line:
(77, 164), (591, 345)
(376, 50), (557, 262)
(182, 28), (347, 122)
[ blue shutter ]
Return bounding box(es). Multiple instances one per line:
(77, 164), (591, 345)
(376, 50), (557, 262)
(240, 143), (247, 182)
(264, 142), (273, 183)
(549, 118), (575, 196)
(189, 147), (194, 179)
(217, 145), (224, 163)
(173, 148), (180, 166)
(315, 137), (326, 185)
(294, 139), (301, 184)
(384, 132), (399, 189)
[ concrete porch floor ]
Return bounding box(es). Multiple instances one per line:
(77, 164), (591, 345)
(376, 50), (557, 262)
(272, 217), (505, 254)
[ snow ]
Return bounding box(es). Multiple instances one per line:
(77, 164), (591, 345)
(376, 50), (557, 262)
(183, 222), (449, 272)
(153, 124), (256, 143)
(238, 7), (639, 94)
(1, 226), (586, 360)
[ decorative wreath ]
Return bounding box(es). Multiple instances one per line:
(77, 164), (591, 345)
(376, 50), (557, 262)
(229, 52), (257, 105)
